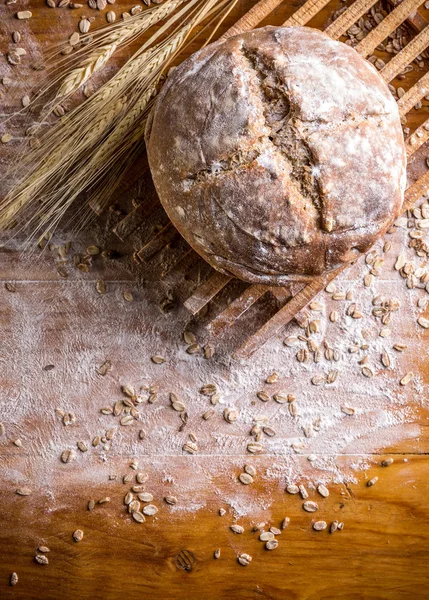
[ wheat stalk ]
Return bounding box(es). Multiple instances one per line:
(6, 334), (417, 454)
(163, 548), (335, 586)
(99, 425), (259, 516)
(55, 0), (184, 101)
(0, 0), (236, 239)
(23, 28), (192, 236)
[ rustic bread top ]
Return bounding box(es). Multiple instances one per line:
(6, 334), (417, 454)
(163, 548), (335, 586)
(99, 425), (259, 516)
(146, 26), (407, 285)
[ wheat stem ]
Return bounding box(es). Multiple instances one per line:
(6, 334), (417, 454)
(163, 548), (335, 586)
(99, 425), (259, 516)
(0, 0), (234, 238)
(54, 0), (185, 101)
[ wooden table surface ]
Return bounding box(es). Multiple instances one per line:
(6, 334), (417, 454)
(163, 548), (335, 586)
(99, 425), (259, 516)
(2, 1), (429, 598)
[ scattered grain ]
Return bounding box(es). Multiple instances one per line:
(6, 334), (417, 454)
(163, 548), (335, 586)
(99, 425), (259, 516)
(238, 553), (252, 566)
(73, 529), (84, 542)
(230, 524), (244, 534)
(61, 449), (75, 463)
(142, 504), (158, 516)
(151, 355), (165, 364)
(317, 484), (329, 498)
(303, 501), (318, 513)
(239, 473), (254, 485)
(400, 372), (414, 386)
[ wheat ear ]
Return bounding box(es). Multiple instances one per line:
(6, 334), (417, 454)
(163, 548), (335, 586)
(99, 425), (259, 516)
(55, 0), (184, 101)
(0, 0), (233, 237)
(27, 27), (193, 235)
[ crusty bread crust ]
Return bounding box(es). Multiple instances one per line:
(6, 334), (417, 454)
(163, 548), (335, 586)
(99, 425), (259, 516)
(146, 26), (407, 285)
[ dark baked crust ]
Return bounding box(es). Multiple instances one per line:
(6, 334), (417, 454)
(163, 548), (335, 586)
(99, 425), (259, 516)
(146, 26), (407, 285)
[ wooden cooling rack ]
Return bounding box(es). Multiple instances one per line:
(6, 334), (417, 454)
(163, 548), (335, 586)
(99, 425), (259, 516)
(106, 0), (429, 359)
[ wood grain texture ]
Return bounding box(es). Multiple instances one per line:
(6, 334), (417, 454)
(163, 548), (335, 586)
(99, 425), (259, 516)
(2, 1), (429, 599)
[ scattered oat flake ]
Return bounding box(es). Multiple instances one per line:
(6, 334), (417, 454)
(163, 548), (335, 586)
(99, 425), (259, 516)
(330, 520), (339, 534)
(34, 555), (48, 565)
(1, 133), (12, 143)
(259, 531), (274, 541)
(16, 487), (32, 496)
(238, 553), (252, 566)
(10, 572), (18, 586)
(183, 331), (196, 345)
(96, 359), (112, 375)
(203, 343), (215, 359)
(214, 548), (220, 559)
(317, 484), (329, 498)
(142, 504), (158, 516)
(137, 492), (153, 502)
(244, 464), (256, 476)
(132, 511), (145, 523)
(230, 524), (244, 534)
(417, 316), (429, 329)
(299, 485), (308, 499)
(265, 372), (278, 384)
(61, 449), (75, 463)
(17, 10), (33, 18)
(400, 372), (414, 386)
(313, 521), (327, 531)
(362, 365), (374, 378)
(303, 501), (318, 513)
(341, 406), (355, 416)
(151, 355), (165, 364)
(281, 517), (290, 529)
(186, 343), (200, 354)
(265, 539), (278, 550)
(286, 484), (299, 494)
(247, 442), (264, 454)
(96, 279), (106, 294)
(382, 458), (394, 467)
(73, 529), (84, 542)
(239, 473), (253, 485)
(367, 476), (379, 487)
(160, 495), (176, 506)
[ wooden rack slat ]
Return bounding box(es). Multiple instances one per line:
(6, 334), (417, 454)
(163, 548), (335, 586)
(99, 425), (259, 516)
(183, 271), (231, 314)
(136, 222), (177, 262)
(207, 284), (268, 336)
(389, 0), (428, 32)
(380, 24), (429, 81)
(398, 71), (429, 116)
(113, 201), (156, 241)
(402, 169), (429, 211)
(406, 116), (429, 155)
(162, 249), (201, 281)
(282, 0), (332, 27)
(232, 275), (333, 359)
(324, 0), (379, 39)
(220, 0), (283, 40)
(355, 0), (423, 57)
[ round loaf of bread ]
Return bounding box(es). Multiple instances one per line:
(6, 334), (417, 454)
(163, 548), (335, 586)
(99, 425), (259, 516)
(146, 26), (407, 285)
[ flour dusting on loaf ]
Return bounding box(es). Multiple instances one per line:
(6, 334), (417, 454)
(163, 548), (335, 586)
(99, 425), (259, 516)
(146, 26), (407, 285)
